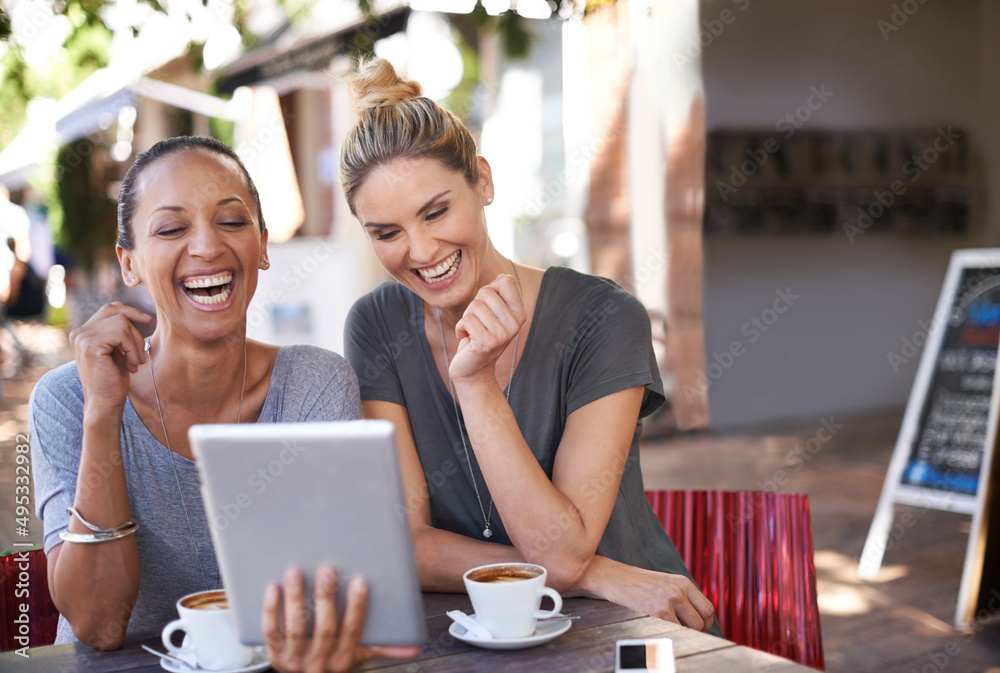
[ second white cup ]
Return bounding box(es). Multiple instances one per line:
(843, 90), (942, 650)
(161, 589), (255, 671)
(462, 563), (563, 639)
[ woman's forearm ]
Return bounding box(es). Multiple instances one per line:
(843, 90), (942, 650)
(452, 381), (593, 577)
(50, 411), (140, 649)
(413, 532), (711, 632)
(574, 556), (716, 631)
(412, 525), (524, 592)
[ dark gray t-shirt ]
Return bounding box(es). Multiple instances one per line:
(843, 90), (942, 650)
(345, 266), (693, 578)
(29, 345), (360, 643)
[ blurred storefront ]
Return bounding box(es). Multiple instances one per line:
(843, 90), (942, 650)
(697, 0), (991, 429)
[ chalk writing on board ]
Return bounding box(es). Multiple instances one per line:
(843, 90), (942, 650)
(904, 267), (1000, 495)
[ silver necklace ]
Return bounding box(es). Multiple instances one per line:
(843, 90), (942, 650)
(144, 337), (247, 590)
(435, 262), (522, 539)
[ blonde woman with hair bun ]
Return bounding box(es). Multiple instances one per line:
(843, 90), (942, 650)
(343, 57), (719, 635)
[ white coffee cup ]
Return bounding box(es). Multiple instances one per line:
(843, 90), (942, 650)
(161, 589), (255, 671)
(462, 562), (563, 639)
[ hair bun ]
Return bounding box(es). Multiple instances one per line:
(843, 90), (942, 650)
(348, 57), (422, 114)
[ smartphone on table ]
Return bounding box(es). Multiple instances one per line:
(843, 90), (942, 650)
(615, 638), (675, 673)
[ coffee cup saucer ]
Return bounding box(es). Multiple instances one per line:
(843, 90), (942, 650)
(157, 645), (269, 673)
(448, 614), (572, 650)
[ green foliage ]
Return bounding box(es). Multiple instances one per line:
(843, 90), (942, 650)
(0, 8), (11, 42)
(209, 115), (235, 148)
(0, 47), (30, 148)
(55, 139), (118, 274)
(0, 17), (111, 149)
(443, 27), (484, 124)
(494, 10), (535, 59)
(1, 13), (113, 278)
(41, 21), (112, 97)
(449, 3), (537, 61)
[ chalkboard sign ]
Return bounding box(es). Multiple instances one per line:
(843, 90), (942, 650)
(860, 250), (1000, 597)
(900, 265), (1000, 503)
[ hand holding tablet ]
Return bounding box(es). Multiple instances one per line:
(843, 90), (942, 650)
(190, 421), (427, 650)
(262, 566), (420, 673)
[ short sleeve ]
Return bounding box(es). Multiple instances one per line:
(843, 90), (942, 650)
(269, 346), (362, 422)
(561, 277), (665, 418)
(28, 364), (85, 555)
(344, 287), (411, 406)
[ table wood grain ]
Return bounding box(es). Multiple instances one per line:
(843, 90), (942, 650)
(0, 594), (818, 672)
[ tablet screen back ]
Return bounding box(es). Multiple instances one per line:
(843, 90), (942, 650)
(190, 420), (426, 646)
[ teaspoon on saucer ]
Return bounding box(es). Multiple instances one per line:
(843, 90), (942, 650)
(141, 644), (196, 670)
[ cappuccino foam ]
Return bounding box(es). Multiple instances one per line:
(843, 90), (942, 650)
(181, 590), (229, 611)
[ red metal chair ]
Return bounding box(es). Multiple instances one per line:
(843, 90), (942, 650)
(1, 549), (59, 652)
(645, 489), (825, 670)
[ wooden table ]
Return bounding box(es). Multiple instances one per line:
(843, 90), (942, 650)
(0, 593), (817, 672)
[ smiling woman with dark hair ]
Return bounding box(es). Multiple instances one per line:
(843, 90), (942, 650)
(29, 136), (417, 673)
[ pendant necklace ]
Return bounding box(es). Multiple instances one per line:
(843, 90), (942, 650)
(144, 337), (247, 590)
(435, 261), (522, 539)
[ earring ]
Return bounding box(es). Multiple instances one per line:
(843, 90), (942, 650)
(486, 197), (493, 204)
(261, 259), (270, 269)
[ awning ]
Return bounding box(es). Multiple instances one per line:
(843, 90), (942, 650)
(0, 67), (239, 188)
(0, 115), (53, 190)
(53, 68), (139, 144)
(216, 6), (410, 94)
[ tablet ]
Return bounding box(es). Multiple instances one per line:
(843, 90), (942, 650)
(189, 420), (427, 647)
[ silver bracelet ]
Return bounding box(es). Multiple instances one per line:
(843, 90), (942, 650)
(66, 506), (136, 534)
(59, 522), (139, 544)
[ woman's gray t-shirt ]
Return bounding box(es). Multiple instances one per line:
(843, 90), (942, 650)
(29, 344), (360, 643)
(345, 266), (693, 579)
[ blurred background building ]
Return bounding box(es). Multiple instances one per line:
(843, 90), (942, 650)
(0, 0), (995, 435)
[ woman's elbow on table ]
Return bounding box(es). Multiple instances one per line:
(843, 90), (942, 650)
(67, 614), (130, 651)
(49, 547), (138, 650)
(525, 551), (590, 594)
